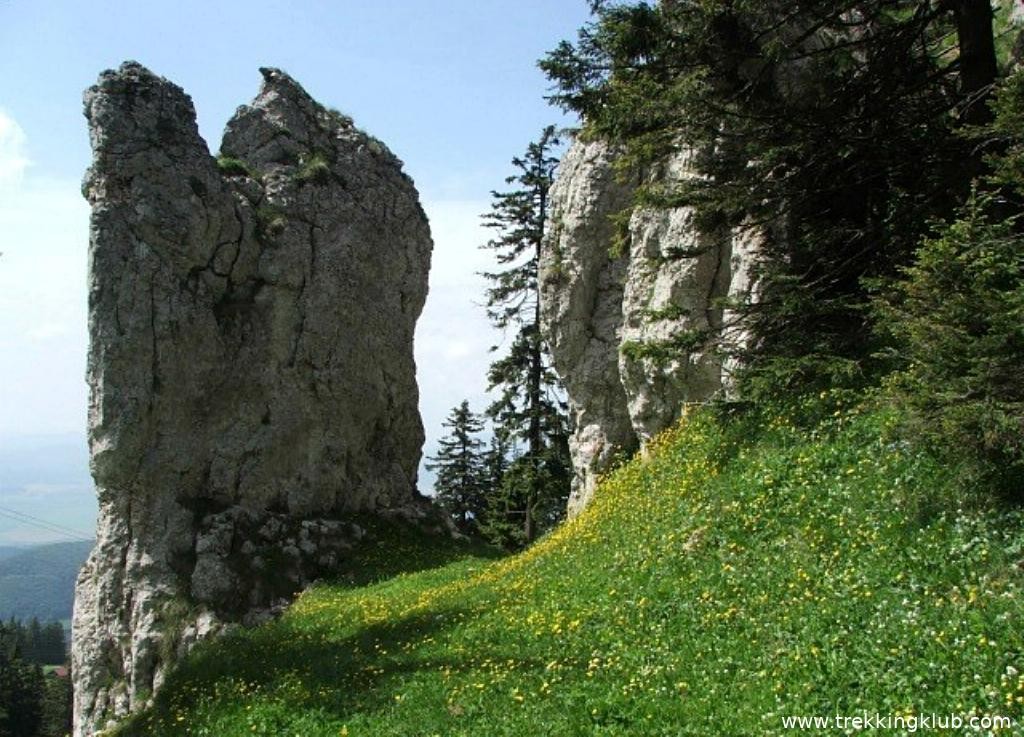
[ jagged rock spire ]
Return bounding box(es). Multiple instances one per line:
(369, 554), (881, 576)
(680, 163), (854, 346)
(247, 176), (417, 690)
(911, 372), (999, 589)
(73, 61), (433, 735)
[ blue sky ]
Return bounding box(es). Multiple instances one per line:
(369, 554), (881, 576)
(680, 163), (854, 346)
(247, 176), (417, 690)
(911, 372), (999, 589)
(0, 0), (585, 198)
(0, 0), (590, 544)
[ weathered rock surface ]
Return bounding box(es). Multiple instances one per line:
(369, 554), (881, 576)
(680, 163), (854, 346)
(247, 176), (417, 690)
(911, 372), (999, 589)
(540, 139), (757, 513)
(539, 140), (639, 515)
(73, 62), (433, 735)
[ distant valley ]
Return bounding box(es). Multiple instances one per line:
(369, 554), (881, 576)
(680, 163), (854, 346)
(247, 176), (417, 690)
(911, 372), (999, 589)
(0, 432), (96, 546)
(0, 540), (94, 621)
(0, 545), (29, 562)
(0, 433), (96, 622)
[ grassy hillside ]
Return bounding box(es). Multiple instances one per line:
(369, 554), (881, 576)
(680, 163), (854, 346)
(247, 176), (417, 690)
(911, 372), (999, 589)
(0, 540), (93, 621)
(118, 399), (1023, 735)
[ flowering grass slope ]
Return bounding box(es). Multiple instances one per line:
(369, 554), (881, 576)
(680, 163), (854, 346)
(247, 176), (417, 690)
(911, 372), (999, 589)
(117, 400), (1024, 736)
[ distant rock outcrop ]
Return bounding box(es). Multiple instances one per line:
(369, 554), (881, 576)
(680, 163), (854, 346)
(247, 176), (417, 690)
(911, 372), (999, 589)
(540, 139), (757, 514)
(73, 62), (433, 736)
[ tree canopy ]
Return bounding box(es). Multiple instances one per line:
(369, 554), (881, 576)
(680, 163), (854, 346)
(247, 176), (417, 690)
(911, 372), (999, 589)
(541, 0), (1004, 397)
(426, 401), (488, 533)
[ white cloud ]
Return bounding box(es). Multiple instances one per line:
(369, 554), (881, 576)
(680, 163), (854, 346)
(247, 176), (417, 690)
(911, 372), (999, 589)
(0, 110), (31, 189)
(442, 340), (474, 360)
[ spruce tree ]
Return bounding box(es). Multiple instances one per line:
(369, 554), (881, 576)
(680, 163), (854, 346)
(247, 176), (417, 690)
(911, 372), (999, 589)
(41, 667), (73, 737)
(39, 623), (65, 666)
(483, 433), (510, 495)
(0, 622), (44, 737)
(25, 619), (41, 665)
(480, 126), (571, 546)
(426, 401), (487, 532)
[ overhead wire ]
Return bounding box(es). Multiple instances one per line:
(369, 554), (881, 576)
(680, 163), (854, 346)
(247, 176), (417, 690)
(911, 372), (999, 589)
(0, 505), (94, 543)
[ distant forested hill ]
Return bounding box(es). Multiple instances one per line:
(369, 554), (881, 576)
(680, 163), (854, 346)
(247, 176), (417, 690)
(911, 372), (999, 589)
(0, 541), (93, 621)
(0, 546), (27, 562)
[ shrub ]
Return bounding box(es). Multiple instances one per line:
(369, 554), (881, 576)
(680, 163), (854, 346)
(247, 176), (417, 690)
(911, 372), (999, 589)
(878, 191), (1024, 496)
(255, 205), (287, 237)
(215, 155), (254, 179)
(293, 152), (331, 185)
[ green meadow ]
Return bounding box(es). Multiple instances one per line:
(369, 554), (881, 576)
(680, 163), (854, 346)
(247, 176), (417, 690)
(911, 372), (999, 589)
(118, 396), (1024, 736)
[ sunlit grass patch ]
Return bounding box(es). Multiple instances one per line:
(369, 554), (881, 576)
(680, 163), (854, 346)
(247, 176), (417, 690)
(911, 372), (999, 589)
(117, 400), (1024, 736)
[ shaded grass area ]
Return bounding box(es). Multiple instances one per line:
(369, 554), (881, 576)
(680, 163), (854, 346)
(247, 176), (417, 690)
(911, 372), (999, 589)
(118, 399), (1024, 736)
(332, 515), (502, 589)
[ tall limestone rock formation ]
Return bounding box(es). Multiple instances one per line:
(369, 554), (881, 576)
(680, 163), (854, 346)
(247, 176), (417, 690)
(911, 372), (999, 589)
(73, 62), (433, 735)
(540, 139), (757, 514)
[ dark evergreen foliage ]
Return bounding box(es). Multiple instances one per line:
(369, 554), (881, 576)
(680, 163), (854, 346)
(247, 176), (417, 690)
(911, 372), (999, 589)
(482, 433), (510, 497)
(480, 127), (572, 547)
(541, 0), (1000, 399)
(40, 674), (72, 737)
(541, 0), (1024, 498)
(877, 70), (1024, 496)
(0, 619), (71, 737)
(426, 401), (488, 532)
(13, 620), (65, 668)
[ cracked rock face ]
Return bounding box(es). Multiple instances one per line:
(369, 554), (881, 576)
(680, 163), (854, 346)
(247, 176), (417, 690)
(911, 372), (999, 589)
(540, 139), (757, 514)
(72, 62), (432, 735)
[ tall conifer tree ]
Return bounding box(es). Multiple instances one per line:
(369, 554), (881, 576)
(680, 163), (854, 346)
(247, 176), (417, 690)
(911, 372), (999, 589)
(480, 126), (571, 546)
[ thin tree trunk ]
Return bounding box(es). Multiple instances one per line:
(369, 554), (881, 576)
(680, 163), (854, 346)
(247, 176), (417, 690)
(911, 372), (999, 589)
(525, 191), (547, 545)
(524, 496), (536, 544)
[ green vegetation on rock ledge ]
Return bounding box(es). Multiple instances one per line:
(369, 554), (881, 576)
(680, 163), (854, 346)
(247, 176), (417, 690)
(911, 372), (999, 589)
(215, 155), (255, 179)
(114, 396), (1024, 736)
(294, 152), (331, 185)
